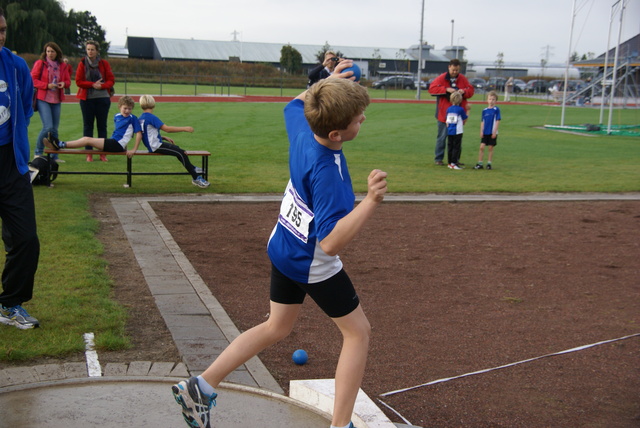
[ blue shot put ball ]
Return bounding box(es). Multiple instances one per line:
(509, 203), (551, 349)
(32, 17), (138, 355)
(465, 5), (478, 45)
(342, 64), (361, 82)
(292, 349), (308, 365)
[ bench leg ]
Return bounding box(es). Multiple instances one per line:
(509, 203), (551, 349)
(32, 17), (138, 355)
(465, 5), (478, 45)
(202, 156), (209, 181)
(127, 156), (132, 187)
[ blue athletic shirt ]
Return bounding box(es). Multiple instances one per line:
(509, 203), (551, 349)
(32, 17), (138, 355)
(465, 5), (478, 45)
(267, 98), (355, 284)
(138, 112), (164, 152)
(111, 113), (141, 148)
(481, 106), (501, 136)
(445, 105), (467, 136)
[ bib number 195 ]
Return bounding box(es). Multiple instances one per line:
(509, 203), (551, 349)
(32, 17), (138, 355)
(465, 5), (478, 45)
(278, 181), (314, 243)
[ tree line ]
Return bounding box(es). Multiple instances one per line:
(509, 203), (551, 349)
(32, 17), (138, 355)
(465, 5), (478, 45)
(0, 0), (108, 57)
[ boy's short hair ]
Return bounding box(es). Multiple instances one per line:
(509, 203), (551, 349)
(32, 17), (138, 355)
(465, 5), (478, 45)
(450, 91), (462, 105)
(487, 91), (498, 99)
(304, 79), (370, 138)
(139, 95), (156, 110)
(118, 96), (135, 109)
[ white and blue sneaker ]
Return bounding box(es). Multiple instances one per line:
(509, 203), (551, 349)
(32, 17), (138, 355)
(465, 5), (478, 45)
(0, 305), (40, 329)
(192, 176), (210, 188)
(172, 376), (217, 428)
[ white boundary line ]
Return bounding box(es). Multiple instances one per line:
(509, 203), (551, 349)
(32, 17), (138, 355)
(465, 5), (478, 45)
(380, 333), (640, 397)
(376, 398), (412, 425)
(83, 332), (102, 377)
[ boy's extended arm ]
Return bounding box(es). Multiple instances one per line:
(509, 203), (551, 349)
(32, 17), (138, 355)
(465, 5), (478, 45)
(126, 132), (143, 158)
(160, 124), (194, 133)
(319, 169), (388, 256)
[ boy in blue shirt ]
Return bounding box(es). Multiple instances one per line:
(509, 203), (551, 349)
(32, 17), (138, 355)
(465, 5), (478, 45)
(127, 94), (209, 188)
(0, 8), (41, 330)
(445, 91), (468, 169)
(44, 96), (141, 153)
(475, 91), (501, 170)
(172, 62), (388, 428)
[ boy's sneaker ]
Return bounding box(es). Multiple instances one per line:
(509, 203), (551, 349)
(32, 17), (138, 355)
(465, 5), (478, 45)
(172, 377), (217, 428)
(448, 163), (462, 170)
(474, 163), (483, 169)
(43, 136), (61, 151)
(486, 164), (493, 170)
(194, 167), (204, 175)
(0, 305), (40, 329)
(192, 176), (210, 188)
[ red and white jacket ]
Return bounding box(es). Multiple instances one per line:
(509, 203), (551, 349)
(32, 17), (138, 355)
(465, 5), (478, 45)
(31, 59), (71, 102)
(428, 72), (474, 122)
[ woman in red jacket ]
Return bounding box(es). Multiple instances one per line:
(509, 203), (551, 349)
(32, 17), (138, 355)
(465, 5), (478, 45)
(75, 40), (115, 162)
(31, 42), (71, 162)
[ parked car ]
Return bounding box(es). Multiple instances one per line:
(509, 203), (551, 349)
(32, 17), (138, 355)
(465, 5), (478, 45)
(415, 79), (429, 90)
(469, 78), (486, 91)
(547, 80), (564, 92)
(485, 77), (506, 91)
(513, 79), (526, 93)
(372, 76), (416, 90)
(525, 79), (548, 94)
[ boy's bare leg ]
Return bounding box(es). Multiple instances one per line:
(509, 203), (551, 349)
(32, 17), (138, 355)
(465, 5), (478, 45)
(488, 145), (494, 163)
(64, 137), (105, 150)
(200, 301), (302, 388)
(477, 143), (486, 163)
(331, 305), (371, 427)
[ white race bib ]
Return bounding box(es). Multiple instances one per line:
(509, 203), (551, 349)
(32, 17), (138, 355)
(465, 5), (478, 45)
(278, 181), (314, 243)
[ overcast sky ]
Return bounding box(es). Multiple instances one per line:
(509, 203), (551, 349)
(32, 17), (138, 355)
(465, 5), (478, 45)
(60, 0), (639, 63)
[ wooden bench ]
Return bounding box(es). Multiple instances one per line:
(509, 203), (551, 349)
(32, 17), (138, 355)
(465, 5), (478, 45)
(44, 149), (210, 187)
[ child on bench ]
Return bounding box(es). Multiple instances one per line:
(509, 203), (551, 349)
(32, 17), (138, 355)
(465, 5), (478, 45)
(127, 95), (209, 188)
(44, 96), (141, 154)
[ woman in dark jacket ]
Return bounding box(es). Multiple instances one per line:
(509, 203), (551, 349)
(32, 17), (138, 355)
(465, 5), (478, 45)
(75, 40), (115, 162)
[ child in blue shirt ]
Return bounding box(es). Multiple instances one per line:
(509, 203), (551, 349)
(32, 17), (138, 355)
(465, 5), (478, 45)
(172, 62), (388, 428)
(126, 95), (209, 188)
(44, 96), (141, 153)
(475, 91), (501, 170)
(445, 91), (468, 169)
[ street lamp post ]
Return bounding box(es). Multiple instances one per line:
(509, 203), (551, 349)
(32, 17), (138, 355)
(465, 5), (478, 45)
(417, 0), (425, 100)
(456, 36), (464, 60)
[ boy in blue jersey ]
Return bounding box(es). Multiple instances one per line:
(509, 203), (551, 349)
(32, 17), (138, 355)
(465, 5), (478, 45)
(44, 96), (141, 153)
(126, 95), (209, 188)
(445, 91), (468, 169)
(172, 61), (388, 428)
(475, 91), (501, 170)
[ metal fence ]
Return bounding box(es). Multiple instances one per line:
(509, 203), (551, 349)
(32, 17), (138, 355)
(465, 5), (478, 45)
(113, 73), (308, 96)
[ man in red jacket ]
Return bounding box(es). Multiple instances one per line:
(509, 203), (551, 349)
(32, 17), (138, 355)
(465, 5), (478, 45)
(428, 59), (474, 165)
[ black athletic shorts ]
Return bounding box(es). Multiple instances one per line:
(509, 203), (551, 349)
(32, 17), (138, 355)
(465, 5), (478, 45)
(103, 139), (126, 152)
(270, 263), (360, 318)
(481, 135), (498, 146)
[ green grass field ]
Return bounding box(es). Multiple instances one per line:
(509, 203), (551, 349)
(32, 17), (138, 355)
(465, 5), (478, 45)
(1, 98), (638, 362)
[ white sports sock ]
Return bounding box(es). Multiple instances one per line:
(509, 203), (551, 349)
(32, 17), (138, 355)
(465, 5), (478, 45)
(330, 423), (351, 428)
(196, 375), (216, 396)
